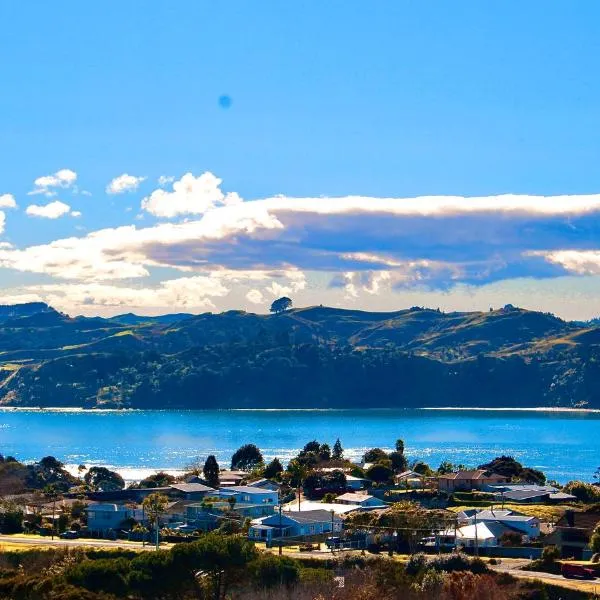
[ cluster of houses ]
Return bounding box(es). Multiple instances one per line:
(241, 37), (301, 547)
(11, 465), (599, 559)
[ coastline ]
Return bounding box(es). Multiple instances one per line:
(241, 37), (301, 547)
(0, 406), (599, 413)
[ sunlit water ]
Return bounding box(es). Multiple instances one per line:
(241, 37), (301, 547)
(0, 408), (597, 484)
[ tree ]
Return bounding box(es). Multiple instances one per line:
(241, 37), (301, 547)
(332, 438), (344, 460)
(264, 457), (284, 480)
(395, 439), (405, 454)
(389, 451), (408, 472)
(590, 526), (600, 553)
(138, 471), (176, 489)
(231, 444), (263, 471)
(363, 448), (388, 463)
(437, 461), (456, 475)
(84, 466), (125, 491)
(563, 481), (600, 503)
(142, 493), (169, 550)
(42, 483), (62, 540)
(412, 461), (433, 477)
(203, 455), (220, 489)
(318, 443), (331, 461)
(270, 297), (292, 314)
(365, 463), (394, 484)
(171, 533), (258, 600)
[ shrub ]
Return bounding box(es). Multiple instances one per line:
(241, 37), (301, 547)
(405, 552), (427, 576)
(429, 553), (489, 574)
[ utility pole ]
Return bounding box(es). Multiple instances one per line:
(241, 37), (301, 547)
(278, 503), (283, 556)
(474, 510), (479, 557)
(330, 510), (335, 555)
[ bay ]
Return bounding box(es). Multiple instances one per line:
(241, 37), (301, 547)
(0, 408), (598, 484)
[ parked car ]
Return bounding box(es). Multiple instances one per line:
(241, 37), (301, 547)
(561, 563), (595, 580)
(59, 530), (79, 540)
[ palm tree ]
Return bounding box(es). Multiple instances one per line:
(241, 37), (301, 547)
(42, 484), (62, 540)
(142, 493), (169, 551)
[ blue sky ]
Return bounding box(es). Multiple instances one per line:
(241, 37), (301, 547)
(1, 1), (600, 318)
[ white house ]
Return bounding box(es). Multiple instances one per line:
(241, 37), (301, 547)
(334, 492), (385, 508)
(462, 509), (540, 540)
(248, 509), (343, 543)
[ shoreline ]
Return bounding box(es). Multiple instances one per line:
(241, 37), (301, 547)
(0, 406), (598, 413)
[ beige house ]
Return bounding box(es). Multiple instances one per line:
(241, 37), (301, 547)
(437, 470), (508, 492)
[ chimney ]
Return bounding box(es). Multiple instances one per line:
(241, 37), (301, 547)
(565, 510), (575, 527)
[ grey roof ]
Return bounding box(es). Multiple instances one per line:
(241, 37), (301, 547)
(282, 509), (342, 524)
(220, 485), (277, 494)
(467, 510), (536, 523)
(548, 492), (577, 501)
(499, 490), (550, 501)
(170, 483), (215, 493)
(487, 484), (558, 493)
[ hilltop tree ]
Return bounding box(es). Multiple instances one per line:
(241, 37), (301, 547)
(231, 444), (263, 471)
(395, 439), (405, 454)
(84, 466), (125, 492)
(389, 451), (408, 472)
(203, 455), (220, 489)
(332, 438), (344, 460)
(270, 297), (292, 314)
(264, 457), (283, 480)
(138, 471), (176, 489)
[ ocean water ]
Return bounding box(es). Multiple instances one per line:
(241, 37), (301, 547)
(0, 408), (597, 484)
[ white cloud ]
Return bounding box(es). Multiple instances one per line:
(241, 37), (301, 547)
(25, 201), (71, 219)
(106, 173), (146, 195)
(158, 175), (175, 186)
(30, 169), (77, 196)
(141, 172), (242, 218)
(70, 211), (82, 218)
(0, 194), (17, 209)
(245, 289), (264, 304)
(529, 250), (600, 275)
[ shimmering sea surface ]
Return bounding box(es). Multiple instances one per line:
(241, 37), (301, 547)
(0, 408), (597, 483)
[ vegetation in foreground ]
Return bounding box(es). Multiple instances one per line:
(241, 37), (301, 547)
(0, 536), (587, 600)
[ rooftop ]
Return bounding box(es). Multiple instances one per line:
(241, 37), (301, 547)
(170, 483), (215, 493)
(439, 470), (505, 481)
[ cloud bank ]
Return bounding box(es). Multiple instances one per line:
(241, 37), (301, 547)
(3, 171), (600, 314)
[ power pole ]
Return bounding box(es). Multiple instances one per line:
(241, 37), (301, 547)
(331, 510), (335, 554)
(279, 503), (283, 556)
(474, 510), (479, 557)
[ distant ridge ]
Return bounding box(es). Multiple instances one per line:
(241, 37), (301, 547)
(0, 302), (595, 410)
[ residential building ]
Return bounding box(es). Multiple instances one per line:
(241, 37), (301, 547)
(345, 475), (369, 490)
(216, 486), (278, 506)
(395, 470), (425, 488)
(544, 510), (600, 559)
(247, 479), (282, 492)
(462, 509), (540, 540)
(282, 500), (359, 516)
(334, 492), (385, 508)
(168, 483), (216, 501)
(248, 509), (343, 543)
(437, 470), (509, 493)
(86, 504), (131, 535)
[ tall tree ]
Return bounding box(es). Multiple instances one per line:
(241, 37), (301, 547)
(332, 438), (344, 460)
(269, 297), (292, 314)
(264, 457), (283, 480)
(203, 455), (220, 488)
(231, 444), (263, 471)
(84, 466), (125, 491)
(395, 439), (405, 454)
(142, 492), (169, 551)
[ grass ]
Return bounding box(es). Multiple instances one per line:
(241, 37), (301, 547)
(448, 503), (569, 522)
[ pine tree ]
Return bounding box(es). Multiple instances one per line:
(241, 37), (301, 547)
(332, 438), (344, 460)
(203, 455), (220, 488)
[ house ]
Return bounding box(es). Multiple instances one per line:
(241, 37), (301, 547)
(462, 509), (540, 540)
(169, 483), (216, 501)
(86, 504), (131, 535)
(437, 470), (509, 493)
(345, 475), (369, 491)
(216, 486), (279, 506)
(247, 479), (281, 492)
(544, 510), (600, 559)
(334, 492), (385, 508)
(484, 483), (576, 505)
(451, 521), (519, 548)
(217, 470), (247, 487)
(248, 509), (343, 543)
(395, 470), (425, 488)
(283, 500), (359, 516)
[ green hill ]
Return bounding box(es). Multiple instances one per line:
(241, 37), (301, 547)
(0, 302), (596, 409)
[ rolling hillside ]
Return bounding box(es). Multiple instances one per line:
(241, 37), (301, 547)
(0, 302), (597, 409)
